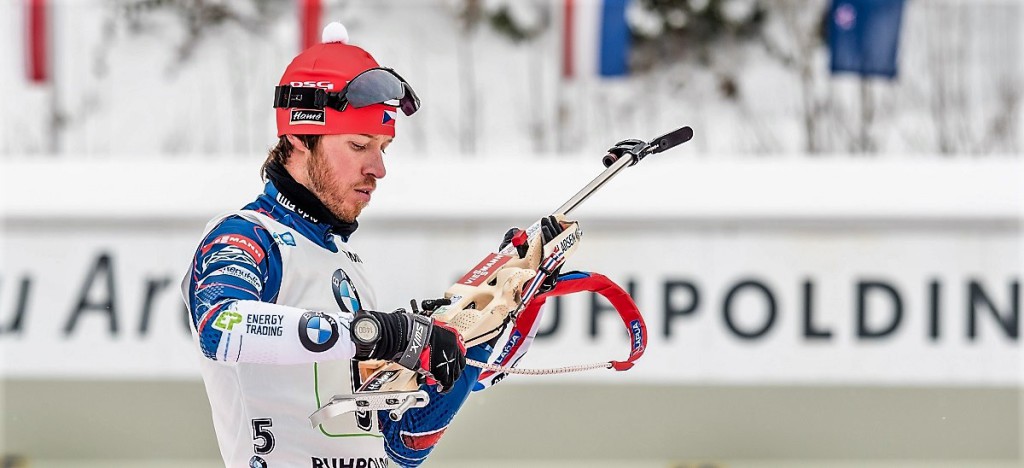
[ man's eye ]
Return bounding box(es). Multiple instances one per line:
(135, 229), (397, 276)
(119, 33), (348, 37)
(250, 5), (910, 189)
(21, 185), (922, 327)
(350, 143), (367, 151)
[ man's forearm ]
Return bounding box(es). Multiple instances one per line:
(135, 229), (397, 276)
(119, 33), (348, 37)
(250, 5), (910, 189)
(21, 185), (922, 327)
(195, 299), (356, 365)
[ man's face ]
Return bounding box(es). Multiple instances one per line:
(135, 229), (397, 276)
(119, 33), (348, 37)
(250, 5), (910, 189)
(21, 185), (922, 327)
(304, 133), (391, 223)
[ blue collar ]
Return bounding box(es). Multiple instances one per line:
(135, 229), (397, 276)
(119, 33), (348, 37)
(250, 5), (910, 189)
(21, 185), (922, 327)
(243, 182), (347, 252)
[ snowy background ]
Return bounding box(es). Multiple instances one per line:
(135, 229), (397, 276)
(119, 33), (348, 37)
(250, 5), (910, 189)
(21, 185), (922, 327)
(0, 0), (1020, 158)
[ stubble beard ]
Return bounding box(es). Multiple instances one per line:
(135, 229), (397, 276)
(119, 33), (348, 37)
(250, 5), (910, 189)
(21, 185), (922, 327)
(307, 148), (368, 223)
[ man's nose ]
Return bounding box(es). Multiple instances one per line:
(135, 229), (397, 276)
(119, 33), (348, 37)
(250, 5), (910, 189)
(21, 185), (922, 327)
(365, 149), (386, 179)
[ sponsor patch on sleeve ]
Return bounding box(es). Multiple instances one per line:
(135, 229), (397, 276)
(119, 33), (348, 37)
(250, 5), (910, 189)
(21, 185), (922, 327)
(211, 310), (244, 332)
(201, 246), (260, 273)
(205, 234), (266, 263)
(298, 311), (339, 353)
(272, 231), (297, 246)
(208, 265), (264, 293)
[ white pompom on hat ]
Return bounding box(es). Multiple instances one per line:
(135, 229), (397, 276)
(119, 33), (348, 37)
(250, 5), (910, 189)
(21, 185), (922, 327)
(321, 22), (349, 44)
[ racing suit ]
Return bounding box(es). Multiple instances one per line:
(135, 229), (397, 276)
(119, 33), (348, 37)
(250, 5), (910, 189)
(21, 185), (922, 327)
(182, 165), (490, 467)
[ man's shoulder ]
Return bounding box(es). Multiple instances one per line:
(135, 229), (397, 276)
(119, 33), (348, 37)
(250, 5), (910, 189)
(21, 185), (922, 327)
(197, 213), (277, 265)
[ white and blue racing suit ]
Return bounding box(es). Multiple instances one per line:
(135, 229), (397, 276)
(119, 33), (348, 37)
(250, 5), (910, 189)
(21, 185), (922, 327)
(182, 180), (491, 467)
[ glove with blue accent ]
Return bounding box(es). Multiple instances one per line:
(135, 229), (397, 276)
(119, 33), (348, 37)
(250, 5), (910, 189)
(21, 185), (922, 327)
(350, 309), (467, 393)
(378, 342), (493, 467)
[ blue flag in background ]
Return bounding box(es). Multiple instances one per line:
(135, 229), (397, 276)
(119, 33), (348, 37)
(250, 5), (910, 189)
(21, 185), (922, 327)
(829, 0), (906, 78)
(599, 0), (631, 77)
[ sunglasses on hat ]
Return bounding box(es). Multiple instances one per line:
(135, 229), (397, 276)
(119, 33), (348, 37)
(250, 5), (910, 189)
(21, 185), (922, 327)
(274, 67), (420, 116)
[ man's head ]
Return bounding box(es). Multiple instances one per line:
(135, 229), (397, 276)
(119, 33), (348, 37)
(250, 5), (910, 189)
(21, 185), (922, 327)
(265, 22), (417, 222)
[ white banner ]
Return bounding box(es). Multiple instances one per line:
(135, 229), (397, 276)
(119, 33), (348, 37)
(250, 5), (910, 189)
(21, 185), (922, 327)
(1, 220), (1020, 385)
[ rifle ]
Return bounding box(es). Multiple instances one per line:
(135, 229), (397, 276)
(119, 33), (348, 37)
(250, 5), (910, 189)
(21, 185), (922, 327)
(311, 126), (694, 426)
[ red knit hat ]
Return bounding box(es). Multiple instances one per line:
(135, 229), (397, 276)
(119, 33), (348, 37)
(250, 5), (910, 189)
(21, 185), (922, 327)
(275, 23), (399, 137)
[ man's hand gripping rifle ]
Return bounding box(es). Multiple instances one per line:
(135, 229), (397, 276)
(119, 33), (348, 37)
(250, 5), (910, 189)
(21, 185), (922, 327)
(310, 126), (694, 426)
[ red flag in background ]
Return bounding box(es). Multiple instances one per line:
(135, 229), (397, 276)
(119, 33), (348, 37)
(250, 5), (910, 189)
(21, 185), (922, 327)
(562, 0), (575, 79)
(26, 0), (48, 83)
(300, 0), (322, 51)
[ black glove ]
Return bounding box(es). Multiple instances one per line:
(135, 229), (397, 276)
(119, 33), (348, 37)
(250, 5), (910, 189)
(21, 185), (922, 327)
(539, 215), (565, 245)
(351, 310), (467, 393)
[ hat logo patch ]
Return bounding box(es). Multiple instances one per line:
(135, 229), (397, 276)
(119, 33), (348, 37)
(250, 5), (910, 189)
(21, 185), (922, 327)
(289, 80), (335, 90)
(290, 109), (326, 125)
(382, 110), (396, 126)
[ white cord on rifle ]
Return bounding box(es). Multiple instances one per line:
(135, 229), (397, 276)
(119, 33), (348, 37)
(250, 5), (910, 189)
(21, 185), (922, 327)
(466, 358), (611, 375)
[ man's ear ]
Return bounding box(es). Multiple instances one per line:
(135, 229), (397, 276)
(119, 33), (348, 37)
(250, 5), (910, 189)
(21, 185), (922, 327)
(286, 135), (311, 156)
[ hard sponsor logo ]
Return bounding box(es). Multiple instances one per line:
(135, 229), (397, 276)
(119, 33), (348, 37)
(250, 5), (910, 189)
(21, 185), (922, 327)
(331, 269), (362, 313)
(213, 311), (243, 332)
(209, 265), (263, 292)
(275, 193), (295, 210)
(629, 319), (644, 354)
(410, 321), (426, 349)
(493, 330), (522, 364)
(555, 228), (581, 254)
(201, 246), (259, 272)
(246, 313), (284, 337)
(310, 457), (389, 468)
(275, 193), (320, 223)
(457, 254), (512, 287)
(209, 234), (266, 263)
(298, 311), (339, 353)
(272, 231), (296, 247)
(341, 250), (362, 264)
(290, 109), (326, 125)
(290, 80), (334, 90)
(397, 317), (431, 368)
(249, 455), (267, 468)
(360, 370), (399, 392)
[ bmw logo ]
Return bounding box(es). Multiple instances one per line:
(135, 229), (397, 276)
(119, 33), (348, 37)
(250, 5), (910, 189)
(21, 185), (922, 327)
(331, 269), (362, 313)
(298, 311), (339, 353)
(249, 455), (267, 468)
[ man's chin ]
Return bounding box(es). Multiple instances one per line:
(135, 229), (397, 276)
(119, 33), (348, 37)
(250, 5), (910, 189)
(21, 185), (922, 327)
(332, 205), (365, 224)
(335, 212), (358, 223)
